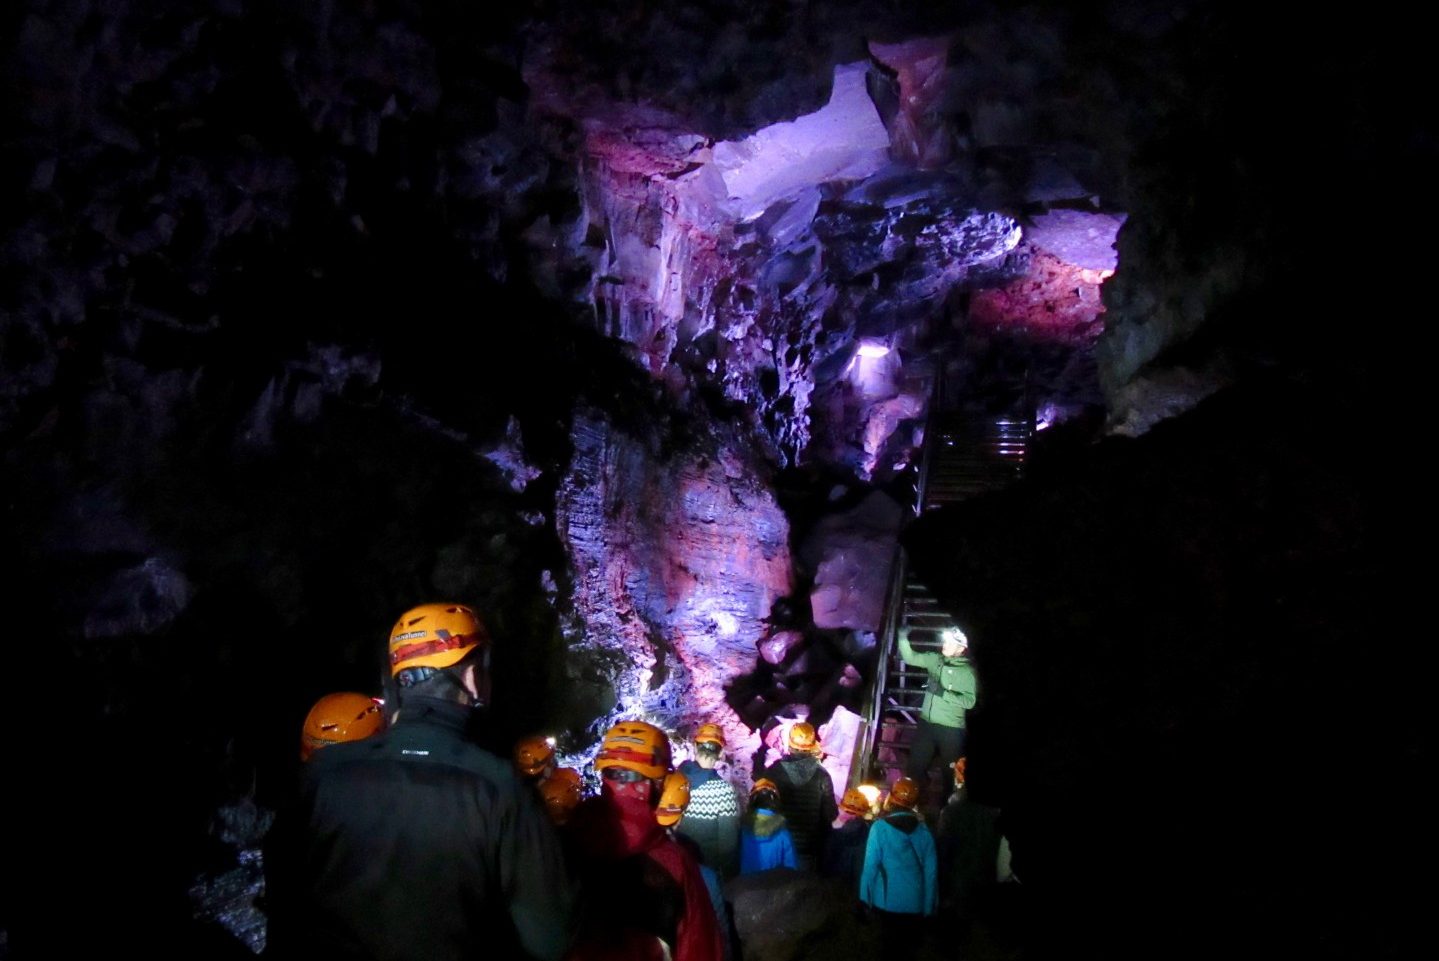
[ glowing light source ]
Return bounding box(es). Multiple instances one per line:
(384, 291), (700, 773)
(855, 341), (891, 358)
(713, 611), (739, 637)
(857, 784), (881, 807)
(941, 627), (968, 650)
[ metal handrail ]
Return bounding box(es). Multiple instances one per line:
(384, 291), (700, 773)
(848, 360), (944, 788)
(849, 541), (909, 786)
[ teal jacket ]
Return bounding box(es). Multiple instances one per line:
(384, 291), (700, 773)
(859, 811), (938, 915)
(897, 634), (977, 728)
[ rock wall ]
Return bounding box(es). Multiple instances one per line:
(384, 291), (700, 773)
(556, 409), (792, 777)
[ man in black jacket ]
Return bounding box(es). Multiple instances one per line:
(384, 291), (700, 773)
(266, 602), (575, 961)
(759, 721), (838, 871)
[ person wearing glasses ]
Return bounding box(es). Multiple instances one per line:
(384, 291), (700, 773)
(564, 719), (722, 961)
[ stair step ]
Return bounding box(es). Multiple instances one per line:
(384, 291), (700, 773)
(856, 407), (1033, 784)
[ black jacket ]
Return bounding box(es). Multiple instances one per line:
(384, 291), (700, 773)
(266, 697), (574, 961)
(936, 787), (1002, 915)
(821, 817), (872, 895)
(761, 754), (837, 870)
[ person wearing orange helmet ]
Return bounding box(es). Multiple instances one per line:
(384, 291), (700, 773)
(859, 777), (938, 959)
(738, 778), (799, 874)
(515, 733), (559, 782)
(757, 720), (837, 870)
(936, 756), (1005, 937)
(267, 603), (574, 961)
(655, 770), (692, 828)
(540, 766), (585, 827)
(659, 773), (736, 961)
(675, 722), (743, 879)
(822, 785), (879, 894)
(299, 692), (384, 761)
(565, 719), (722, 961)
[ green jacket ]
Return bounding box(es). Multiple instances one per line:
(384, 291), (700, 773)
(897, 634), (977, 728)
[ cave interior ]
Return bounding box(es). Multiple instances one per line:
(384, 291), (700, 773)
(4, 1), (1409, 959)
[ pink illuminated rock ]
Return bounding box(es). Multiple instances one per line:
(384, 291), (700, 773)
(758, 629), (805, 665)
(556, 410), (790, 783)
(969, 244), (1110, 346)
(861, 392), (925, 479)
(803, 491), (905, 631)
(818, 706), (863, 802)
(869, 35), (957, 169)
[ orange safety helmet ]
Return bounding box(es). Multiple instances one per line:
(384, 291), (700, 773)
(840, 786), (873, 817)
(595, 719), (672, 780)
(388, 602), (489, 678)
(300, 692), (383, 761)
(693, 722), (726, 748)
(539, 767), (584, 826)
(655, 771), (692, 827)
(515, 735), (557, 778)
(886, 777), (921, 811)
(786, 721), (819, 754)
(750, 777), (780, 802)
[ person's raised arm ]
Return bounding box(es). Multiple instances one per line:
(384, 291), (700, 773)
(897, 626), (939, 670)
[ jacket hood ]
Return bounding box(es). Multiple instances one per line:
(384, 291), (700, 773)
(570, 788), (667, 860)
(780, 754), (822, 782)
(749, 809), (789, 839)
(882, 810), (922, 835)
(678, 760), (721, 786)
(393, 694), (472, 731)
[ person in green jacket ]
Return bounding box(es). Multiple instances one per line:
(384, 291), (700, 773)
(898, 625), (977, 790)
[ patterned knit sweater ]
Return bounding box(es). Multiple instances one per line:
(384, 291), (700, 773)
(676, 761), (741, 879)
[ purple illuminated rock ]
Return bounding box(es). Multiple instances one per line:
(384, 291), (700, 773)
(712, 62), (891, 221)
(556, 410), (789, 778)
(1025, 208), (1126, 272)
(758, 629), (805, 666)
(542, 73), (1021, 475)
(803, 491), (905, 631)
(482, 417), (543, 492)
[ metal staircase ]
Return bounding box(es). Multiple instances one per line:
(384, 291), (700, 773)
(852, 410), (1035, 789)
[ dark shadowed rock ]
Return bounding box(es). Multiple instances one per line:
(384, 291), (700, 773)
(726, 869), (878, 961)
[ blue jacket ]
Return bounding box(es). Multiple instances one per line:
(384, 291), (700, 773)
(696, 861), (732, 961)
(859, 811), (937, 915)
(739, 809), (798, 874)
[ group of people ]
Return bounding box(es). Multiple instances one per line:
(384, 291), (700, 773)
(265, 601), (1007, 961)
